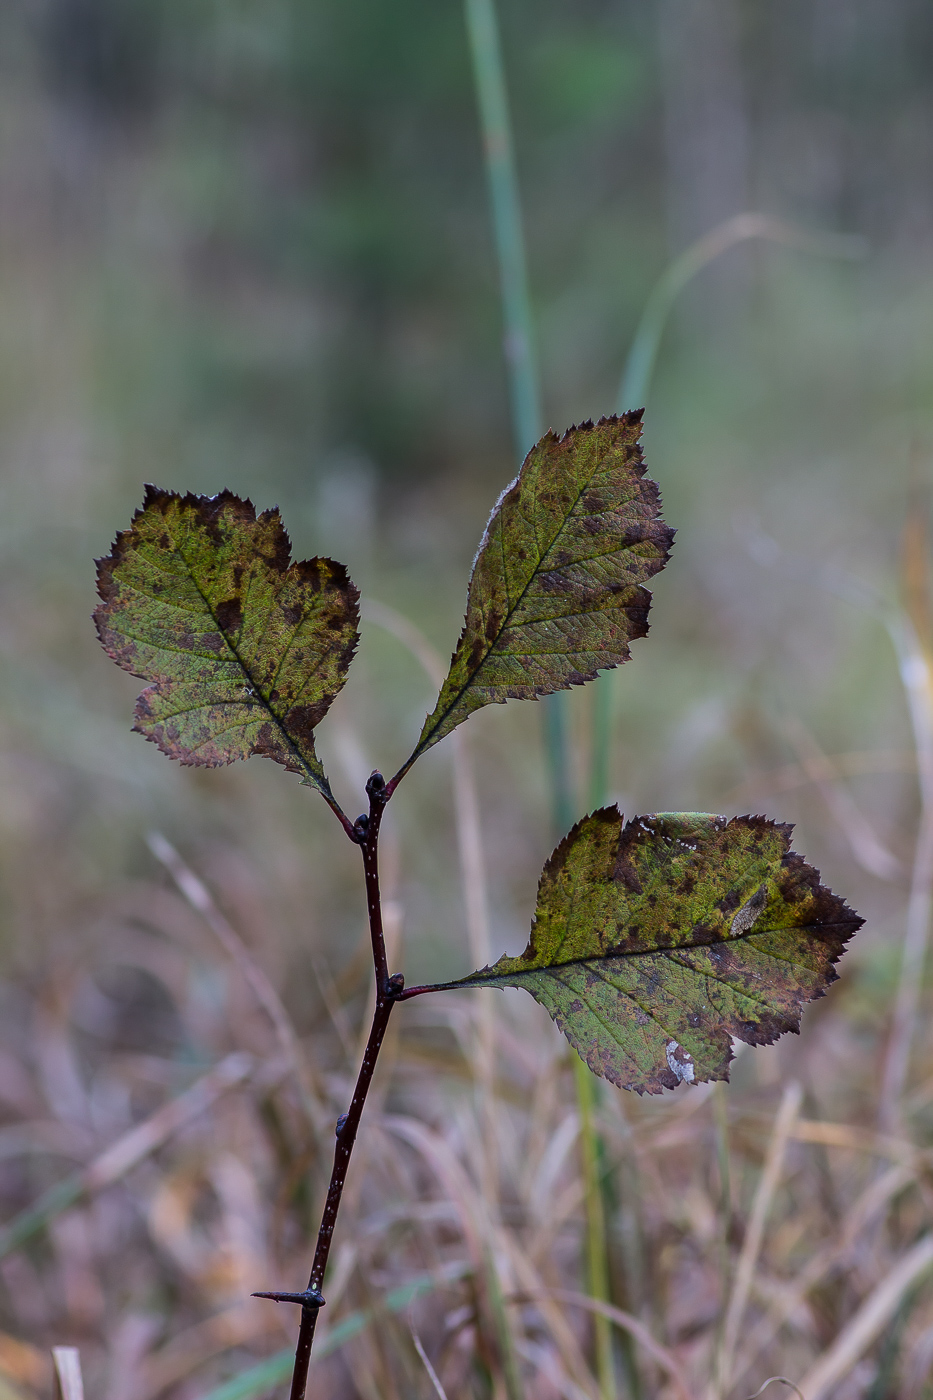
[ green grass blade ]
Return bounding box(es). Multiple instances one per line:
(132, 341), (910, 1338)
(463, 5), (615, 1393)
(574, 1054), (616, 1399)
(615, 212), (865, 416)
(592, 213), (865, 824)
(0, 1177), (84, 1260)
(198, 1351), (291, 1400)
(463, 0), (574, 861)
(462, 6), (543, 1393)
(462, 0), (541, 462)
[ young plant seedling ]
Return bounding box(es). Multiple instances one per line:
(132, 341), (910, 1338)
(94, 412), (862, 1399)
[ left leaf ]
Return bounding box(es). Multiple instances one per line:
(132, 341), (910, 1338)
(95, 487), (359, 803)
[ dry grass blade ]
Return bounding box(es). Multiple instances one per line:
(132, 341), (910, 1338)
(499, 1239), (599, 1400)
(384, 1115), (596, 1399)
(85, 1053), (254, 1188)
(538, 1289), (692, 1400)
(730, 1162), (916, 1389)
(146, 832), (322, 1129)
(789, 1119), (917, 1162)
(361, 601), (446, 690)
(745, 1380), (805, 1400)
(513, 1342), (592, 1400)
(796, 1233), (933, 1400)
(380, 1117), (513, 1374)
(782, 718), (901, 880)
(723, 750), (917, 805)
(0, 1053), (253, 1257)
(904, 1319), (933, 1399)
(135, 1304), (261, 1400)
(880, 610), (933, 1131)
(409, 1323), (450, 1400)
(715, 1081), (802, 1398)
(52, 1349), (84, 1400)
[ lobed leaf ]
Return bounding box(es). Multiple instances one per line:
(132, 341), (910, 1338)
(396, 414), (673, 778)
(95, 487), (359, 803)
(455, 809), (862, 1094)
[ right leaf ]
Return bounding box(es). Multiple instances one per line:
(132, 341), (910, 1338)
(397, 413), (673, 776)
(456, 809), (862, 1093)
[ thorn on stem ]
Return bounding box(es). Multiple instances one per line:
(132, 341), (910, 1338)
(252, 1289), (325, 1310)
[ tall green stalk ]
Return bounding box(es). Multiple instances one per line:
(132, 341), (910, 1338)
(463, 0), (541, 462)
(463, 3), (614, 1396)
(462, 14), (534, 1394)
(574, 1055), (616, 1392)
(462, 0), (572, 829)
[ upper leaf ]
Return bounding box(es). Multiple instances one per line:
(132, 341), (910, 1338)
(95, 487), (359, 802)
(455, 809), (862, 1094)
(396, 414), (673, 778)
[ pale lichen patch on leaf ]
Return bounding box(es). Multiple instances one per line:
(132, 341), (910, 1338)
(731, 885), (767, 936)
(666, 1041), (696, 1084)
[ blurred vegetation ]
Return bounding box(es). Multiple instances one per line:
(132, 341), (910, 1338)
(3, 0), (933, 1395)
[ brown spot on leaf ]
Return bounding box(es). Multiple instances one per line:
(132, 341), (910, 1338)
(613, 851), (643, 894)
(293, 557), (322, 592)
(215, 597), (243, 635)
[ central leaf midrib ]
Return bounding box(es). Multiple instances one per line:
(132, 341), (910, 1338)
(467, 917), (857, 981)
(171, 537), (320, 783)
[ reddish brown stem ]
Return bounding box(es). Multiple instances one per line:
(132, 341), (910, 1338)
(284, 990), (397, 1399)
(257, 770), (402, 1400)
(359, 771), (390, 993)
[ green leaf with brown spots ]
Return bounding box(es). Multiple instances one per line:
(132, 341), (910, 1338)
(94, 487), (359, 808)
(392, 413), (673, 783)
(451, 809), (862, 1094)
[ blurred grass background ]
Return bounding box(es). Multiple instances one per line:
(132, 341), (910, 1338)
(3, 0), (933, 1396)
